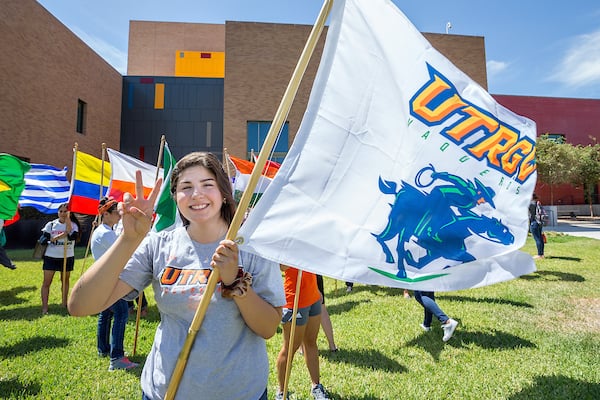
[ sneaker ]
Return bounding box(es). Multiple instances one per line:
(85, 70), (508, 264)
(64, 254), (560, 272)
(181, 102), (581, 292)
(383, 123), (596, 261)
(3, 264), (16, 270)
(108, 356), (139, 371)
(420, 323), (431, 332)
(311, 383), (329, 400)
(442, 318), (458, 342)
(275, 391), (290, 400)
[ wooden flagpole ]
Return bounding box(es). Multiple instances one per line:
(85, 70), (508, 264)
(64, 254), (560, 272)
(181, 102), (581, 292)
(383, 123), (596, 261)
(283, 269), (303, 399)
(132, 135), (166, 356)
(164, 1), (333, 398)
(64, 143), (80, 305)
(223, 148), (232, 180)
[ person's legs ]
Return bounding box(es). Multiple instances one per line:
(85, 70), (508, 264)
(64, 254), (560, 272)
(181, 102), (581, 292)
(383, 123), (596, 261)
(41, 270), (55, 314)
(97, 308), (112, 356)
(530, 221), (544, 256)
(277, 307), (309, 395)
(414, 291), (447, 325)
(60, 270), (71, 307)
(319, 304), (337, 351)
(277, 321), (307, 394)
(316, 275), (337, 351)
(0, 245), (16, 269)
(109, 299), (129, 360)
(303, 302), (322, 386)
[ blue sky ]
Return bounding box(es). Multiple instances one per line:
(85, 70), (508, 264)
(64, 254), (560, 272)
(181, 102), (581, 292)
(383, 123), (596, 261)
(37, 0), (600, 99)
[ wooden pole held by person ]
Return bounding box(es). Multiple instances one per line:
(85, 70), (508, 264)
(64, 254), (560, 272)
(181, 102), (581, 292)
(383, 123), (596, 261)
(163, 1), (333, 398)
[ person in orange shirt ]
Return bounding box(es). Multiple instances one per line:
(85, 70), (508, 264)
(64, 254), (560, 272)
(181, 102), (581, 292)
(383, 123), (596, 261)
(276, 266), (329, 400)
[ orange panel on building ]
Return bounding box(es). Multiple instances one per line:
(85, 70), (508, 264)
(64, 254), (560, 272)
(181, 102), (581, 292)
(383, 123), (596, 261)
(174, 51), (225, 78)
(154, 83), (165, 109)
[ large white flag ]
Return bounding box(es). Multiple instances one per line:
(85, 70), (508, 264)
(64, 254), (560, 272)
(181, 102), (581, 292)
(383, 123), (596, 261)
(238, 0), (537, 291)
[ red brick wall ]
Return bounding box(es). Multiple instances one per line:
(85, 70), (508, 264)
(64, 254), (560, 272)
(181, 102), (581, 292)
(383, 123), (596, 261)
(494, 95), (600, 205)
(0, 0), (122, 169)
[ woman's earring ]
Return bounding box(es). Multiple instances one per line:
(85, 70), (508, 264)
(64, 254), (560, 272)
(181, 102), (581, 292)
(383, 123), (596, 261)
(223, 198), (227, 204)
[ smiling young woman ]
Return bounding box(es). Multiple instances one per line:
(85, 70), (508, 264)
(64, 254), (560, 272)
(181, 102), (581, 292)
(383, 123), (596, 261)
(69, 152), (285, 400)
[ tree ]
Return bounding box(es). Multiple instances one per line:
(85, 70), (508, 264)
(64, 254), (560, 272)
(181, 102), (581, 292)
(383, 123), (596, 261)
(534, 135), (577, 205)
(571, 143), (600, 216)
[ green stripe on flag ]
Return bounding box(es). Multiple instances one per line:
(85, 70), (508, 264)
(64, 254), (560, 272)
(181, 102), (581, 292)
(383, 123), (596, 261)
(154, 144), (177, 231)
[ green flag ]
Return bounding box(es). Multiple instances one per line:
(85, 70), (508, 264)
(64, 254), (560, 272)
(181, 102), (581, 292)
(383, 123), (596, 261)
(154, 144), (178, 231)
(0, 154), (31, 220)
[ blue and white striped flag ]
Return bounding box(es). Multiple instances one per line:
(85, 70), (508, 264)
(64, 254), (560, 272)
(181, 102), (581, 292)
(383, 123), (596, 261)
(20, 164), (70, 214)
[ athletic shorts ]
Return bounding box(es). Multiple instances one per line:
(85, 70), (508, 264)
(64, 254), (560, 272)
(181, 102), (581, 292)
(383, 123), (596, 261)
(42, 256), (75, 272)
(281, 299), (321, 326)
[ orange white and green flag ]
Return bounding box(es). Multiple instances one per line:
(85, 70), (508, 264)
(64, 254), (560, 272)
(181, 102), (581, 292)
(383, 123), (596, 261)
(106, 148), (160, 203)
(228, 154), (280, 206)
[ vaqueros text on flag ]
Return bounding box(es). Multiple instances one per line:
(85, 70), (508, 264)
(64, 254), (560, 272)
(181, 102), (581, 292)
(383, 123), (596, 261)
(69, 150), (110, 215)
(106, 148), (161, 203)
(238, 0), (537, 292)
(0, 154), (31, 220)
(20, 164), (70, 214)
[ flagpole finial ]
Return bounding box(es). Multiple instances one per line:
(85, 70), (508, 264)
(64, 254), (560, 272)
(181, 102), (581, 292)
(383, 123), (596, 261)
(446, 22), (452, 34)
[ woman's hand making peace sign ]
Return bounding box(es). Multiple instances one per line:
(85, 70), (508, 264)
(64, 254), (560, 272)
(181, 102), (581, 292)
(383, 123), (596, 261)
(117, 170), (162, 240)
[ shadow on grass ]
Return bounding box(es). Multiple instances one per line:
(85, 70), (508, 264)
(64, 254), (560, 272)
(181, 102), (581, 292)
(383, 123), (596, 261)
(0, 378), (41, 398)
(544, 255), (582, 261)
(326, 300), (369, 316)
(0, 304), (71, 321)
(507, 375), (599, 399)
(0, 335), (69, 359)
(328, 285), (405, 299)
(438, 295), (534, 308)
(321, 348), (407, 374)
(405, 327), (535, 361)
(519, 270), (585, 282)
(0, 285), (37, 306)
(325, 393), (382, 400)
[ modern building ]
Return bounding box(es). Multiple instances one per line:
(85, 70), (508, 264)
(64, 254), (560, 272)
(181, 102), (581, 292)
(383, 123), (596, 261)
(1, 0), (599, 217)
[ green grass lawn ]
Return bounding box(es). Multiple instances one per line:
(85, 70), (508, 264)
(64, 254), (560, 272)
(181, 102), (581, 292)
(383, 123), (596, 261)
(1, 233), (599, 399)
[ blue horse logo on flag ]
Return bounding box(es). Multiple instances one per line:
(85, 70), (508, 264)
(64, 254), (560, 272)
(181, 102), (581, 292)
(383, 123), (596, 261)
(372, 164), (514, 281)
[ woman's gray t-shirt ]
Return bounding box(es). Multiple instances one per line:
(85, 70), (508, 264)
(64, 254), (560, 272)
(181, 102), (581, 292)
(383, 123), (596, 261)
(120, 226), (285, 400)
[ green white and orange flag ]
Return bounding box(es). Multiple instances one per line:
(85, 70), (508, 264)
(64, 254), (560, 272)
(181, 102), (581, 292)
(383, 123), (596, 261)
(0, 154), (31, 220)
(153, 143), (179, 232)
(228, 154), (280, 206)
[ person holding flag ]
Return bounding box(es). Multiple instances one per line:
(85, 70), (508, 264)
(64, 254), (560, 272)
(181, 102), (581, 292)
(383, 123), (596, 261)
(91, 197), (138, 371)
(69, 152), (285, 400)
(40, 203), (80, 314)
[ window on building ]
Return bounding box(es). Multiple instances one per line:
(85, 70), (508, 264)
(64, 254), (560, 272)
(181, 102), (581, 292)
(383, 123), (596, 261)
(545, 133), (566, 143)
(76, 99), (87, 134)
(247, 121), (289, 163)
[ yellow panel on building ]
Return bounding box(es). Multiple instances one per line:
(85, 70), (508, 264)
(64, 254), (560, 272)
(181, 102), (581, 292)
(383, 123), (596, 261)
(174, 51), (225, 78)
(154, 83), (165, 109)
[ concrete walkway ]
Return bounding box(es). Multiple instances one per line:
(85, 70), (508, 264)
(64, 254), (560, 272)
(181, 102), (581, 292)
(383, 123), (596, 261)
(545, 218), (600, 240)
